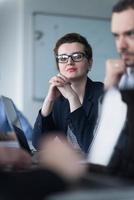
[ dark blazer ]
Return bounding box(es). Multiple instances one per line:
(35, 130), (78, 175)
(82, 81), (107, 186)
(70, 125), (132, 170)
(108, 90), (134, 178)
(92, 90), (134, 178)
(32, 78), (104, 153)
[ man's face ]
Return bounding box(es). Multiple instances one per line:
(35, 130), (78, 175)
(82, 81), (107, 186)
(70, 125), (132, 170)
(111, 8), (134, 67)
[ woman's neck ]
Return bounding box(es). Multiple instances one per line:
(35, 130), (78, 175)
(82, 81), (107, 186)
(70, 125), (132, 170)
(71, 77), (87, 103)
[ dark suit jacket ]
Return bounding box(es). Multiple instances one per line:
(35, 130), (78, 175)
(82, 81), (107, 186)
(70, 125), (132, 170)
(108, 90), (134, 178)
(91, 89), (134, 178)
(32, 78), (104, 153)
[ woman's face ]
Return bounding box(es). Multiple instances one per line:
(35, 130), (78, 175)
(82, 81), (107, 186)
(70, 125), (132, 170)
(57, 42), (91, 81)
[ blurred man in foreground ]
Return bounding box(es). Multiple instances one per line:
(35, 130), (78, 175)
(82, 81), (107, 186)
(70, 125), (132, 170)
(98, 0), (134, 176)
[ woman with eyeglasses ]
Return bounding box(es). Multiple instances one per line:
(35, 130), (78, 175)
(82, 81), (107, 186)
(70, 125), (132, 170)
(33, 33), (104, 154)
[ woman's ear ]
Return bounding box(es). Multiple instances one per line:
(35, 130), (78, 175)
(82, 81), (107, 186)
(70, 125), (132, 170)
(88, 59), (93, 71)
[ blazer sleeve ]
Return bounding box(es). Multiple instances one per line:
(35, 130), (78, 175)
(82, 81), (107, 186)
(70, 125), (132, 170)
(32, 110), (57, 148)
(66, 82), (104, 154)
(66, 106), (95, 153)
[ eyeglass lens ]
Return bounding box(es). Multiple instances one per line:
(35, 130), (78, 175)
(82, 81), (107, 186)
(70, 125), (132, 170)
(56, 52), (86, 63)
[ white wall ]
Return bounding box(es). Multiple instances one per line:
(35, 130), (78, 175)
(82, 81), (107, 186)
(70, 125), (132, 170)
(0, 0), (24, 108)
(0, 0), (119, 126)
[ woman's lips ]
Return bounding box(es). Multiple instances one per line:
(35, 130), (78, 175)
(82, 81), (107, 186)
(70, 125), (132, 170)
(67, 68), (77, 72)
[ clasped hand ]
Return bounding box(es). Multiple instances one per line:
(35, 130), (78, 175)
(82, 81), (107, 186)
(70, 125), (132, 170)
(49, 74), (76, 100)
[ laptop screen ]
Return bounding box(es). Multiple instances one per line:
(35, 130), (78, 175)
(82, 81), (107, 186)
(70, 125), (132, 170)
(1, 96), (22, 130)
(0, 95), (32, 155)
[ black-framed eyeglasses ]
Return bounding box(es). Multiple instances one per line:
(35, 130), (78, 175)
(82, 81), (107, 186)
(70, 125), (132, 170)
(56, 51), (87, 63)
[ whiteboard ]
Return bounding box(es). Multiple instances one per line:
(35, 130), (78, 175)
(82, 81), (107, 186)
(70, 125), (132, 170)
(33, 13), (117, 101)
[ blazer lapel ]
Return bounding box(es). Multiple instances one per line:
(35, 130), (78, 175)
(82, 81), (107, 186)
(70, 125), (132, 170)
(83, 78), (94, 116)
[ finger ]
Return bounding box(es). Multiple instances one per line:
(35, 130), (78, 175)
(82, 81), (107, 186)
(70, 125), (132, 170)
(49, 80), (65, 88)
(106, 59), (124, 68)
(57, 73), (70, 83)
(49, 76), (66, 85)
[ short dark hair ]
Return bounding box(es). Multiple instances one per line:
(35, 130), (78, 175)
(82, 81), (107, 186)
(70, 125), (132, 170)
(53, 32), (93, 60)
(112, 0), (134, 13)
